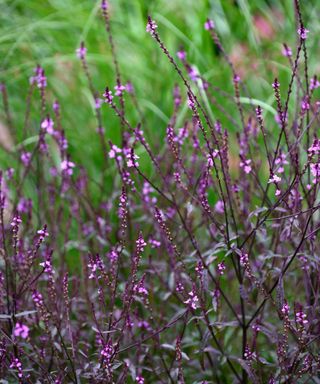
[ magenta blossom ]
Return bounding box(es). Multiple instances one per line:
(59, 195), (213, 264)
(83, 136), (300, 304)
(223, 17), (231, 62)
(297, 26), (309, 40)
(240, 158), (252, 174)
(61, 160), (75, 176)
(177, 50), (186, 61)
(146, 18), (158, 36)
(114, 84), (126, 96)
(76, 42), (87, 59)
(21, 152), (31, 167)
(184, 289), (199, 310)
(215, 200), (224, 214)
(103, 87), (113, 105)
(41, 117), (54, 134)
(204, 19), (215, 30)
(14, 323), (30, 339)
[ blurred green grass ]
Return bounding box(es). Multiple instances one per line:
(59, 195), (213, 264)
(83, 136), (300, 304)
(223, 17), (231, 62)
(0, 0), (319, 178)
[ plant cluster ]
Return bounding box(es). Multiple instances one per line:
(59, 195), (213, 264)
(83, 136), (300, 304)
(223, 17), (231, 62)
(0, 0), (320, 382)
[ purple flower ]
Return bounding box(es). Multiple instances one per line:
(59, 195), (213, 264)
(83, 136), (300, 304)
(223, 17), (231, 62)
(95, 98), (103, 109)
(297, 26), (309, 40)
(310, 77), (320, 90)
(275, 153), (288, 173)
(275, 189), (281, 196)
(101, 0), (108, 10)
(30, 66), (47, 89)
(136, 235), (147, 253)
(255, 106), (263, 119)
(217, 262), (226, 275)
(10, 358), (23, 379)
(76, 42), (87, 59)
(215, 121), (222, 133)
(6, 168), (14, 180)
(114, 84), (126, 96)
(138, 320), (150, 329)
(268, 174), (281, 184)
(125, 82), (134, 93)
(10, 215), (22, 228)
(17, 198), (32, 214)
(282, 45), (292, 57)
(14, 323), (30, 339)
(88, 260), (98, 280)
(108, 249), (119, 263)
(61, 160), (75, 176)
(233, 74), (241, 83)
(103, 87), (113, 105)
(274, 111), (288, 126)
(88, 254), (105, 280)
(41, 117), (54, 134)
(308, 139), (320, 155)
(310, 163), (320, 184)
(301, 96), (310, 111)
(101, 341), (113, 360)
(37, 226), (49, 241)
(239, 158), (252, 174)
(118, 189), (128, 220)
(296, 311), (308, 325)
(39, 255), (55, 274)
(281, 302), (290, 315)
(108, 145), (122, 160)
(32, 291), (44, 305)
(146, 17), (158, 36)
(126, 150), (139, 168)
(136, 376), (145, 384)
(188, 67), (198, 82)
(21, 152), (31, 167)
(57, 132), (68, 151)
(204, 19), (215, 30)
(240, 252), (249, 266)
(176, 282), (184, 293)
(142, 182), (157, 204)
(134, 276), (148, 296)
(184, 289), (199, 310)
(272, 79), (280, 89)
(214, 200), (224, 214)
(244, 345), (256, 361)
(177, 50), (186, 61)
(149, 238), (161, 248)
(195, 262), (204, 278)
(53, 100), (60, 113)
(252, 322), (261, 332)
(187, 95), (195, 110)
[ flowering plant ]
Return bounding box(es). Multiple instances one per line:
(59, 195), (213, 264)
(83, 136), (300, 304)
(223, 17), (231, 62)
(0, 0), (319, 382)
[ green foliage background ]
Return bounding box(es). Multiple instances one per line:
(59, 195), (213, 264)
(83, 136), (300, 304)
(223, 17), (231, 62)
(0, 0), (319, 180)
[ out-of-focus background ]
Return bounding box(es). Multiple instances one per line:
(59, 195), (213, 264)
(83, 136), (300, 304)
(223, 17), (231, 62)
(0, 0), (319, 174)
